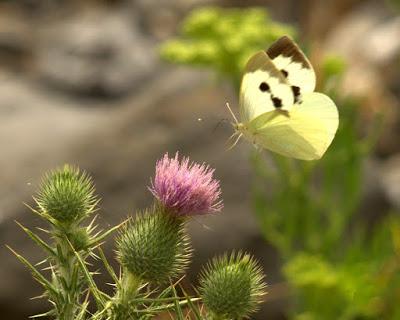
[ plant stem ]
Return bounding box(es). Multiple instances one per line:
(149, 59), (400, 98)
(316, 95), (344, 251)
(54, 230), (82, 320)
(119, 271), (141, 305)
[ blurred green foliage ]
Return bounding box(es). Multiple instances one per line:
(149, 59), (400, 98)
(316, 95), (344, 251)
(285, 216), (400, 320)
(160, 6), (399, 320)
(160, 7), (294, 89)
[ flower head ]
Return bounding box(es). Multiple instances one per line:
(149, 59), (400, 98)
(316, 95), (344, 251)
(149, 153), (223, 216)
(35, 164), (97, 224)
(116, 206), (191, 284)
(199, 252), (266, 319)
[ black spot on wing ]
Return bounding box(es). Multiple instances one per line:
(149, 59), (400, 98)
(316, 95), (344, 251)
(271, 96), (282, 108)
(291, 85), (301, 103)
(281, 69), (288, 78)
(259, 82), (270, 92)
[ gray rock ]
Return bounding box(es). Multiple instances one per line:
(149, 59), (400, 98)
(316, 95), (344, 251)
(36, 9), (156, 97)
(0, 13), (34, 71)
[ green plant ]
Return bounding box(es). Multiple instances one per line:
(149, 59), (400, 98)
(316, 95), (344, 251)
(160, 7), (294, 90)
(10, 153), (267, 320)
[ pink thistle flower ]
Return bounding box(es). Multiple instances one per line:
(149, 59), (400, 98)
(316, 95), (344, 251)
(149, 153), (223, 216)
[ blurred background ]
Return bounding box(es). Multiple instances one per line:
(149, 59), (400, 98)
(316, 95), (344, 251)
(1, 0), (400, 319)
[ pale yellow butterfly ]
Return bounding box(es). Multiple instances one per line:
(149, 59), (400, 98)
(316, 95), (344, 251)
(227, 36), (339, 160)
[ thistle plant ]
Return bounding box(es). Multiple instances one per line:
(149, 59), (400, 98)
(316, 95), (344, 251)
(11, 153), (267, 320)
(8, 165), (117, 320)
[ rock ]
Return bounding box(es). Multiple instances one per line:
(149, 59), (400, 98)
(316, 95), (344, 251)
(130, 0), (220, 39)
(36, 9), (156, 97)
(0, 12), (34, 71)
(323, 0), (400, 156)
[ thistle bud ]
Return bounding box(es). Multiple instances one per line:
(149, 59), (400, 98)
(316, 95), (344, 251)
(35, 165), (97, 224)
(199, 252), (266, 319)
(116, 206), (192, 284)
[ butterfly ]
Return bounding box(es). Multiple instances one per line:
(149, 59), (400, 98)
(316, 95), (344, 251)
(227, 36), (339, 160)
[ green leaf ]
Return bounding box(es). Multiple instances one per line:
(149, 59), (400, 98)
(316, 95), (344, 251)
(15, 221), (56, 257)
(68, 240), (108, 308)
(171, 284), (185, 320)
(7, 246), (58, 297)
(98, 248), (119, 284)
(180, 286), (202, 320)
(88, 219), (128, 249)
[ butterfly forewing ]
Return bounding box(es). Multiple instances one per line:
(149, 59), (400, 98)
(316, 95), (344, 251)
(267, 36), (316, 102)
(239, 51), (294, 123)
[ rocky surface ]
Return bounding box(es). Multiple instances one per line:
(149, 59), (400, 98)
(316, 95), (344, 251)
(36, 9), (157, 97)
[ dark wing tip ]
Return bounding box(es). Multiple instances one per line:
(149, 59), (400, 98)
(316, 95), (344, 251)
(266, 36), (311, 69)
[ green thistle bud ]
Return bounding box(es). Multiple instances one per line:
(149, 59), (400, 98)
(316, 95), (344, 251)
(35, 165), (97, 224)
(116, 206), (192, 284)
(65, 227), (90, 251)
(199, 252), (266, 320)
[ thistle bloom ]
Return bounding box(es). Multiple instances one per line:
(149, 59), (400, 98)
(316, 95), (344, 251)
(149, 153), (223, 216)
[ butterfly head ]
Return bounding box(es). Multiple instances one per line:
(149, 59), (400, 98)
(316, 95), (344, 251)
(233, 122), (246, 133)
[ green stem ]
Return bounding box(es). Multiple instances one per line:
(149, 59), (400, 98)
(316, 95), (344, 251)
(55, 231), (81, 320)
(110, 270), (142, 320)
(118, 271), (141, 305)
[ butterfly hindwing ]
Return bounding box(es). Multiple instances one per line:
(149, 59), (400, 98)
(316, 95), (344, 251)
(267, 36), (316, 102)
(239, 51), (294, 123)
(248, 92), (338, 160)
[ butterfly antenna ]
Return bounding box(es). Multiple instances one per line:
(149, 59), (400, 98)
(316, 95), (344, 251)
(212, 118), (228, 134)
(225, 102), (239, 124)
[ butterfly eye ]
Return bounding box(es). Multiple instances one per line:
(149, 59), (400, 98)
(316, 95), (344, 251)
(259, 82), (270, 92)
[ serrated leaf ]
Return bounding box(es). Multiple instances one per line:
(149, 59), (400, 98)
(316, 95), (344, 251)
(68, 240), (108, 308)
(171, 284), (185, 320)
(88, 219), (128, 249)
(98, 248), (119, 284)
(15, 221), (56, 257)
(7, 246), (58, 297)
(180, 286), (202, 320)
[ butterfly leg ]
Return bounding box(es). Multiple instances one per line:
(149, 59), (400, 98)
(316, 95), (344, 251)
(226, 132), (243, 150)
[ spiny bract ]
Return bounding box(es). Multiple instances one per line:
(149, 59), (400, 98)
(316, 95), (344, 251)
(116, 206), (192, 284)
(199, 252), (266, 319)
(35, 164), (97, 224)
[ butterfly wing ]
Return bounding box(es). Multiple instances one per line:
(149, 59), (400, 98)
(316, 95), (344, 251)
(248, 92), (338, 160)
(239, 51), (294, 123)
(267, 36), (316, 102)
